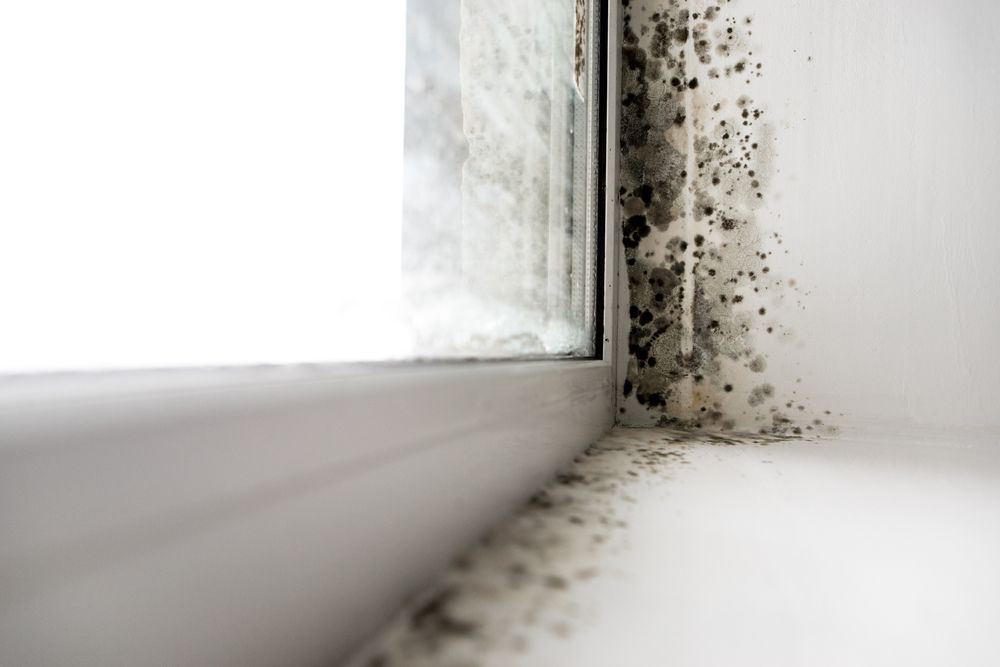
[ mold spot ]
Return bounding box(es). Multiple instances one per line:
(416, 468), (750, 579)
(617, 0), (832, 435)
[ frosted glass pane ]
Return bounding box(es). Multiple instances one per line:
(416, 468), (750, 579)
(0, 0), (599, 373)
(401, 0), (601, 358)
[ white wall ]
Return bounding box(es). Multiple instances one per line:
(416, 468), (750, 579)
(617, 0), (1000, 433)
(750, 0), (1000, 431)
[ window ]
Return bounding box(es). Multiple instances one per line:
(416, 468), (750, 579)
(401, 0), (603, 359)
(1, 0), (603, 373)
(0, 2), (620, 666)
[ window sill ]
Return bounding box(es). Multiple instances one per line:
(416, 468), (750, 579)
(347, 425), (1000, 667)
(0, 360), (613, 666)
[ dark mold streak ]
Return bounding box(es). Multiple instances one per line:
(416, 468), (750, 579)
(618, 0), (835, 436)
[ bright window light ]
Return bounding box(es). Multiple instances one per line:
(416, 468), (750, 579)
(0, 1), (407, 373)
(0, 0), (599, 374)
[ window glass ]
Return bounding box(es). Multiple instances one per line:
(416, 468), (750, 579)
(0, 0), (600, 373)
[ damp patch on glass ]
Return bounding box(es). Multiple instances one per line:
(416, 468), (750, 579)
(401, 0), (602, 359)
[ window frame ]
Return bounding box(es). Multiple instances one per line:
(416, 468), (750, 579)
(0, 1), (622, 664)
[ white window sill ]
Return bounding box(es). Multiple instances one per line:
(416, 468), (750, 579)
(347, 425), (1000, 667)
(0, 360), (614, 666)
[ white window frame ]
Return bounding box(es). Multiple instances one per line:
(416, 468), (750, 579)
(0, 2), (621, 665)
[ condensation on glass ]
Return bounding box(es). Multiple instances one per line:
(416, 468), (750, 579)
(0, 0), (601, 373)
(401, 0), (602, 359)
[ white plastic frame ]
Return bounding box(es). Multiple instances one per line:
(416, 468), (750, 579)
(0, 2), (622, 665)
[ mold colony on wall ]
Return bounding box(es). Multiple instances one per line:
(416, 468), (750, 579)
(618, 0), (833, 435)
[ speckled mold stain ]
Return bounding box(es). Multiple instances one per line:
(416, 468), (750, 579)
(618, 0), (834, 435)
(346, 428), (799, 667)
(575, 0), (588, 96)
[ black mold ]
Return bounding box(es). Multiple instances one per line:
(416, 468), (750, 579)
(352, 428), (805, 665)
(618, 0), (834, 436)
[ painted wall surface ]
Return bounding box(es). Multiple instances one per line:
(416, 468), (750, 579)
(617, 0), (1000, 433)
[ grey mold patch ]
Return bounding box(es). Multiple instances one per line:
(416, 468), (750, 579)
(618, 0), (835, 436)
(747, 383), (775, 407)
(347, 428), (803, 667)
(575, 0), (587, 97)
